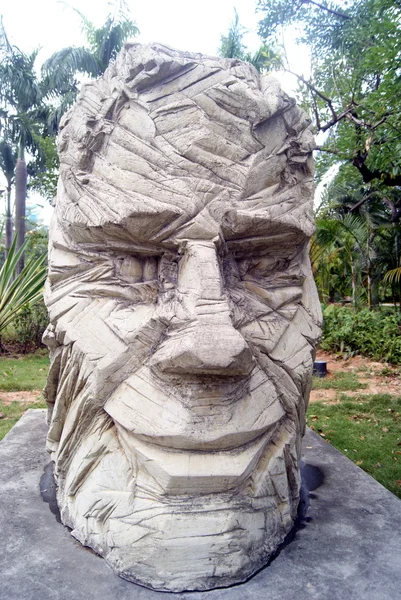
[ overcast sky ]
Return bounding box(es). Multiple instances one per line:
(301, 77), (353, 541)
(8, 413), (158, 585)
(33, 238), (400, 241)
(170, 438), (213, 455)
(2, 0), (262, 61)
(1, 0), (311, 223)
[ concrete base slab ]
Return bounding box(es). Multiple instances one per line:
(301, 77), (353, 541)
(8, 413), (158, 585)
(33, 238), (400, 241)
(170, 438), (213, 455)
(1, 409), (401, 600)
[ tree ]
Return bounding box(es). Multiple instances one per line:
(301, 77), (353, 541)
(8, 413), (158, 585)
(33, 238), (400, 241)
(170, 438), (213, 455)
(312, 210), (370, 307)
(257, 0), (401, 193)
(313, 178), (397, 307)
(0, 19), (76, 270)
(0, 140), (16, 255)
(219, 9), (281, 72)
(0, 37), (52, 271)
(43, 1), (139, 103)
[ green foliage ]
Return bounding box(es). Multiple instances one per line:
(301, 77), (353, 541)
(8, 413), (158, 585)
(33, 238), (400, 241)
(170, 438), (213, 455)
(0, 236), (47, 336)
(219, 9), (248, 60)
(28, 135), (59, 201)
(0, 399), (47, 441)
(218, 9), (281, 72)
(321, 304), (401, 363)
(312, 177), (400, 307)
(0, 17), (67, 265)
(12, 299), (48, 353)
(258, 0), (401, 190)
(43, 1), (139, 98)
(0, 350), (49, 391)
(0, 139), (16, 184)
(0, 351), (48, 440)
(0, 34), (58, 155)
(24, 228), (49, 261)
(307, 393), (401, 498)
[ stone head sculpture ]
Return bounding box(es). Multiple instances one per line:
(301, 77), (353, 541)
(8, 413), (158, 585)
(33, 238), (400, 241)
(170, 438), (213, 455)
(44, 43), (322, 592)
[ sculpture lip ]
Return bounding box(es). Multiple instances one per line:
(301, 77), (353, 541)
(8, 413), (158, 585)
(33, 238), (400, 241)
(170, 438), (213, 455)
(148, 364), (254, 382)
(114, 420), (280, 452)
(104, 366), (285, 451)
(114, 421), (281, 495)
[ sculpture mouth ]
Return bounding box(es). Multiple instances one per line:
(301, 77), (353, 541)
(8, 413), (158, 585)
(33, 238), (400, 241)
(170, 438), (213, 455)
(104, 365), (286, 451)
(114, 422), (282, 495)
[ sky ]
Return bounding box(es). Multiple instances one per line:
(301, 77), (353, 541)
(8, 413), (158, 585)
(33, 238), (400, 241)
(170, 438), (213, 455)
(1, 0), (311, 224)
(2, 0), (263, 63)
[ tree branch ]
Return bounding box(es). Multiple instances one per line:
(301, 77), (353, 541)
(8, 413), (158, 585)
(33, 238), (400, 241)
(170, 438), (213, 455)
(311, 94), (321, 131)
(349, 192), (377, 213)
(315, 145), (343, 157)
(285, 68), (338, 122)
(320, 108), (354, 131)
(301, 0), (351, 19)
(353, 151), (401, 187)
(349, 191), (401, 222)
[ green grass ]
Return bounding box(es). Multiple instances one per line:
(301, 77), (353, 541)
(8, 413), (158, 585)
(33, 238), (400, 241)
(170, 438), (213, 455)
(0, 398), (47, 440)
(0, 350), (49, 440)
(312, 371), (368, 391)
(0, 349), (49, 391)
(307, 393), (401, 499)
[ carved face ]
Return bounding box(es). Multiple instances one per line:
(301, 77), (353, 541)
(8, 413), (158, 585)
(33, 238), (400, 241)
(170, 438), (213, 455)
(44, 44), (321, 592)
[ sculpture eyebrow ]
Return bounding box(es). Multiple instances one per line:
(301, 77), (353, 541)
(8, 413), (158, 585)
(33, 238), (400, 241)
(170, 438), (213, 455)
(78, 241), (166, 256)
(226, 232), (306, 251)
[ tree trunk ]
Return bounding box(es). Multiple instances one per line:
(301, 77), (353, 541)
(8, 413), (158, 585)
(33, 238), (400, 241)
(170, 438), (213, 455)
(367, 269), (372, 310)
(5, 180), (12, 257)
(15, 151), (27, 274)
(351, 262), (356, 308)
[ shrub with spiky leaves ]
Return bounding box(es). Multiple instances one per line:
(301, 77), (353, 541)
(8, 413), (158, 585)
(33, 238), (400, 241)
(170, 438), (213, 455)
(0, 235), (47, 336)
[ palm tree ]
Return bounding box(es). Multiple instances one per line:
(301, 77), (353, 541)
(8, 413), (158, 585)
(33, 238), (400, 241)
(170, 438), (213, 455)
(218, 9), (281, 72)
(312, 214), (369, 307)
(314, 182), (393, 309)
(43, 1), (139, 100)
(0, 41), (47, 272)
(0, 22), (70, 271)
(0, 140), (16, 256)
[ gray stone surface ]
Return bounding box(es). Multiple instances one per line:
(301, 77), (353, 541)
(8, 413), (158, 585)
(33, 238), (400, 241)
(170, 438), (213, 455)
(1, 409), (401, 599)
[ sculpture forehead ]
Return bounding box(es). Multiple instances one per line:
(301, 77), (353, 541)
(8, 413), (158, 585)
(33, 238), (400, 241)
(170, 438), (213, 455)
(56, 43), (315, 246)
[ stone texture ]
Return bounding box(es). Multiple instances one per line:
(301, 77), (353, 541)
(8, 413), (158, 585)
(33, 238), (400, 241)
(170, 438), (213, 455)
(2, 411), (401, 600)
(44, 43), (322, 591)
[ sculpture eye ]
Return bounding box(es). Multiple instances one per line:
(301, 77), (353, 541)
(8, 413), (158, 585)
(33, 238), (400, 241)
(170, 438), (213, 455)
(116, 256), (158, 283)
(237, 256), (289, 281)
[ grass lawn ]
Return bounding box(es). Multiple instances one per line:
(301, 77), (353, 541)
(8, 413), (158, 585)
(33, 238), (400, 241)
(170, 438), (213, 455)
(0, 350), (49, 441)
(312, 371), (368, 391)
(0, 349), (49, 391)
(0, 398), (47, 440)
(308, 392), (401, 499)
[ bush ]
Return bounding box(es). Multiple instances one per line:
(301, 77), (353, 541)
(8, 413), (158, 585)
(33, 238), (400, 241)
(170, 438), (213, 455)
(321, 304), (401, 364)
(12, 299), (48, 353)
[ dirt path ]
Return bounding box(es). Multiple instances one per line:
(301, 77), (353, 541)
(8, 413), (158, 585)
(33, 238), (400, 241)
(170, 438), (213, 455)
(310, 351), (401, 403)
(0, 390), (43, 405)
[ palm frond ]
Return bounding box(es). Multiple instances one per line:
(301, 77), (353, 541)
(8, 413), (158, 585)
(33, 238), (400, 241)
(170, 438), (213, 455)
(43, 46), (101, 81)
(0, 235), (47, 333)
(383, 267), (401, 285)
(0, 139), (16, 182)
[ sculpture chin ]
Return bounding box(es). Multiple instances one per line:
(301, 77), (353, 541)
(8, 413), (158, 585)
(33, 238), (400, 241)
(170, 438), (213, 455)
(56, 416), (301, 592)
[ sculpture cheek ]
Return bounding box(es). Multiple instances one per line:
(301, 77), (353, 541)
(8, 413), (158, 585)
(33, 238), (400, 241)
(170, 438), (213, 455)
(240, 313), (292, 355)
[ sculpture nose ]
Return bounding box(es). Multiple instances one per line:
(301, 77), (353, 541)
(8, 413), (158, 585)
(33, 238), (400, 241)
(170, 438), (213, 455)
(151, 241), (254, 376)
